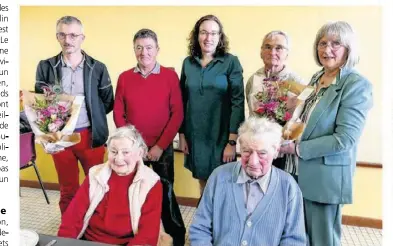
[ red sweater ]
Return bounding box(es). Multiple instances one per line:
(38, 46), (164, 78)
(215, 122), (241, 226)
(113, 66), (183, 149)
(58, 171), (163, 246)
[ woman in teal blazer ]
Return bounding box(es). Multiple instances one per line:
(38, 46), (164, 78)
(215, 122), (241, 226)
(280, 21), (373, 246)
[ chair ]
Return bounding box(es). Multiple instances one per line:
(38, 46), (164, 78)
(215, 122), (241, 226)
(20, 132), (50, 204)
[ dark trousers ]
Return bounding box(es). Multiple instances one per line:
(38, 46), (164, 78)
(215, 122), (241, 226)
(272, 155), (298, 182)
(145, 144), (186, 246)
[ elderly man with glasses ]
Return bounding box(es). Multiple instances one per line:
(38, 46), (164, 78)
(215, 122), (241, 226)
(34, 16), (114, 214)
(245, 30), (306, 177)
(189, 117), (306, 246)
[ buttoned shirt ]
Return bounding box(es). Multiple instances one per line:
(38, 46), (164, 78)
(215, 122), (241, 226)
(236, 167), (271, 216)
(61, 55), (90, 128)
(133, 62), (160, 78)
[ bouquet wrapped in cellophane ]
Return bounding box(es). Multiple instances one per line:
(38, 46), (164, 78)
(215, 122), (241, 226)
(253, 74), (308, 126)
(281, 83), (316, 141)
(22, 85), (84, 153)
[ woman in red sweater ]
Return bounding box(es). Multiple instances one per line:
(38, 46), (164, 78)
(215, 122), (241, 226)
(58, 125), (166, 246)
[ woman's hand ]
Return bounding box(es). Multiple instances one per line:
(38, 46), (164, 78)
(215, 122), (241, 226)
(280, 141), (296, 155)
(179, 133), (189, 154)
(223, 144), (236, 163)
(286, 95), (298, 112)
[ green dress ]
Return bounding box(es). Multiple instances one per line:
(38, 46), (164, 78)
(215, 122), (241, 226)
(179, 53), (245, 179)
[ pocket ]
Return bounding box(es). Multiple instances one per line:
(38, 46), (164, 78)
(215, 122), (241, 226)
(215, 75), (228, 90)
(323, 154), (351, 166)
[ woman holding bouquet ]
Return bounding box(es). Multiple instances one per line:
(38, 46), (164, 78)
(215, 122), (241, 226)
(245, 30), (305, 173)
(280, 21), (373, 246)
(179, 14), (245, 196)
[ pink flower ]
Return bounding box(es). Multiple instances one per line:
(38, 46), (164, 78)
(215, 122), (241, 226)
(284, 111), (292, 121)
(48, 123), (60, 133)
(40, 109), (51, 117)
(54, 118), (64, 128)
(47, 106), (58, 114)
(265, 101), (279, 112)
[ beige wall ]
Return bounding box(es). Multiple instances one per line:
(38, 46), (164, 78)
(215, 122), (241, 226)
(20, 6), (382, 220)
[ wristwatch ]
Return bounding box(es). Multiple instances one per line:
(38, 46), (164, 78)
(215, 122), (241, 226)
(228, 140), (237, 146)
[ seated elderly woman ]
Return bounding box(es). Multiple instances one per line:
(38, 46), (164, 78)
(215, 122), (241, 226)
(189, 117), (306, 246)
(246, 30), (305, 174)
(57, 125), (165, 246)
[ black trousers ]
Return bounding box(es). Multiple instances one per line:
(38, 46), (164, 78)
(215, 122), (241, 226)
(272, 155), (298, 182)
(145, 144), (186, 246)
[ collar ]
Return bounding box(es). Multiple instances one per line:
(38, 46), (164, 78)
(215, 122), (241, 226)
(193, 55), (225, 65)
(312, 67), (354, 86)
(133, 62), (160, 76)
(236, 166), (271, 194)
(60, 54), (85, 69)
(255, 65), (290, 78)
(91, 158), (160, 189)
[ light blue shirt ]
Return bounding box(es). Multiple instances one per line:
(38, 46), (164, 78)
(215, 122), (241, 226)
(236, 167), (271, 216)
(61, 55), (90, 128)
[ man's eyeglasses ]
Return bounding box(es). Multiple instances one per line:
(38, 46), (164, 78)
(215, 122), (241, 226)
(56, 32), (84, 40)
(317, 41), (343, 51)
(262, 44), (287, 53)
(199, 30), (220, 37)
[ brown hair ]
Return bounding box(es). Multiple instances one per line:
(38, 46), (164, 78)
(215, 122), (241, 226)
(187, 14), (229, 58)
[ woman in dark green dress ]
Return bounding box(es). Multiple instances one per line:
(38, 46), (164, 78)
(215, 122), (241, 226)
(179, 14), (245, 195)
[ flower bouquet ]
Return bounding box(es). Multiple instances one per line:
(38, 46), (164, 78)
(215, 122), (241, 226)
(22, 85), (84, 153)
(253, 76), (293, 126)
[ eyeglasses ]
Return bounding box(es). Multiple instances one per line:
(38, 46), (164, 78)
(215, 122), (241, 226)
(262, 44), (287, 53)
(134, 45), (156, 53)
(199, 30), (220, 37)
(56, 32), (84, 40)
(317, 40), (343, 51)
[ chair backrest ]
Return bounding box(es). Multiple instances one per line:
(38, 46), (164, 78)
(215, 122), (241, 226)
(20, 132), (36, 168)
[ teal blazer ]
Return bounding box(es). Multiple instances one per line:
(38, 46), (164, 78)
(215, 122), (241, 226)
(298, 68), (373, 204)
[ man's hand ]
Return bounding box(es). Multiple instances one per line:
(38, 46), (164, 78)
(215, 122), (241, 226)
(179, 133), (189, 154)
(147, 145), (163, 162)
(222, 144), (236, 163)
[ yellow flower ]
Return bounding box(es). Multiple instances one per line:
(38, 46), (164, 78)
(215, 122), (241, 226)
(51, 114), (57, 121)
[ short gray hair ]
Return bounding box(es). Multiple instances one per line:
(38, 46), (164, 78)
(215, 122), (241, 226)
(133, 28), (158, 46)
(107, 125), (148, 156)
(313, 21), (359, 69)
(238, 117), (282, 147)
(263, 30), (291, 50)
(56, 16), (84, 33)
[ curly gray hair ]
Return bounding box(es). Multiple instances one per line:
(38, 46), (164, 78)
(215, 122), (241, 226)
(107, 125), (148, 157)
(238, 117), (282, 147)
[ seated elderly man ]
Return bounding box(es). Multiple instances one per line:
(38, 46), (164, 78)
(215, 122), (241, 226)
(58, 125), (172, 246)
(189, 117), (306, 246)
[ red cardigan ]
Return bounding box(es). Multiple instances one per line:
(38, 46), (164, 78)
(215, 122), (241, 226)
(113, 66), (183, 149)
(58, 171), (163, 246)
